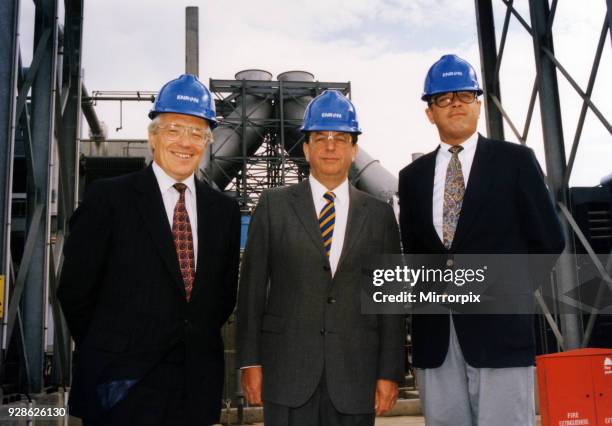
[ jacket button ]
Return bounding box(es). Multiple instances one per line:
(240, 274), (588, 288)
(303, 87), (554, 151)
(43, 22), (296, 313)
(320, 328), (326, 335)
(446, 259), (454, 267)
(184, 319), (189, 325)
(323, 265), (331, 272)
(327, 297), (336, 304)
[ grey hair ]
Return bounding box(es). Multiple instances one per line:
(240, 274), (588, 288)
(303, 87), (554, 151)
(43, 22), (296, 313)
(148, 116), (162, 134)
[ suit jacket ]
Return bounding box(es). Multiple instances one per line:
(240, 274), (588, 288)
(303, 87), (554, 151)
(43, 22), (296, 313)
(57, 165), (240, 425)
(398, 135), (565, 369)
(236, 180), (405, 414)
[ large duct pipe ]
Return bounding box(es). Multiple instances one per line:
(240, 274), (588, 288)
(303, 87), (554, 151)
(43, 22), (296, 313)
(201, 69), (272, 190)
(81, 84), (106, 142)
(351, 150), (398, 202)
(276, 71), (397, 201)
(277, 71), (314, 173)
(81, 84), (107, 155)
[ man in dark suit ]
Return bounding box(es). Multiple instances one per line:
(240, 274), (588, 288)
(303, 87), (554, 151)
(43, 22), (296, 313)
(57, 74), (240, 426)
(237, 90), (405, 426)
(398, 55), (565, 425)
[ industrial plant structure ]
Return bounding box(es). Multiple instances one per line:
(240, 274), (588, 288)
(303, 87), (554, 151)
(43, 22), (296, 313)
(0, 1), (610, 421)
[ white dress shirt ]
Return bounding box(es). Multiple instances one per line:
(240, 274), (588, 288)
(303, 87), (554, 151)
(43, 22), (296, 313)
(309, 176), (350, 277)
(432, 132), (479, 243)
(152, 161), (199, 267)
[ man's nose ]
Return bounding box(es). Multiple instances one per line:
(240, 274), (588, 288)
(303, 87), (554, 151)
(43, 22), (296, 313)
(176, 135), (192, 147)
(450, 95), (463, 107)
(325, 139), (337, 150)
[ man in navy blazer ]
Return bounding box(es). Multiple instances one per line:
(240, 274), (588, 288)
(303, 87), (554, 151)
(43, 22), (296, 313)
(57, 75), (240, 426)
(398, 55), (565, 425)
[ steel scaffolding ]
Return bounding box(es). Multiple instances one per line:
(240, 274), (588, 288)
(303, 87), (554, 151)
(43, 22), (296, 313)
(0, 0), (82, 397)
(207, 78), (350, 210)
(474, 0), (612, 351)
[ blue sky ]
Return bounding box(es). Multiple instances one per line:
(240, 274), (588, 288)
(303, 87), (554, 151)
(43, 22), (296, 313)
(18, 0), (611, 186)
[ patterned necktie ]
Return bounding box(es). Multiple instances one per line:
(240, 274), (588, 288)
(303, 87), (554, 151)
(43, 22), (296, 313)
(172, 183), (196, 301)
(443, 145), (465, 249)
(319, 191), (336, 256)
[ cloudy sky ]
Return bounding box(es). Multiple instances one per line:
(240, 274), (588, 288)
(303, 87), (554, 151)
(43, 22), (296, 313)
(19, 0), (611, 186)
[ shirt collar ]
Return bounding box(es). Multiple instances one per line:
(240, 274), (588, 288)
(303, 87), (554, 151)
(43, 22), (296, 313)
(309, 175), (349, 204)
(152, 161), (196, 195)
(439, 132), (479, 156)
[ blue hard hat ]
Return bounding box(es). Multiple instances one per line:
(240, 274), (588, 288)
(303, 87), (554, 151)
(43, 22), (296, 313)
(149, 74), (218, 129)
(422, 54), (483, 101)
(300, 90), (362, 135)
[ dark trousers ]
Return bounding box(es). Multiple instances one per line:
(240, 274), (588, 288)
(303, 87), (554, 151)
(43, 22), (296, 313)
(84, 352), (186, 426)
(264, 373), (375, 426)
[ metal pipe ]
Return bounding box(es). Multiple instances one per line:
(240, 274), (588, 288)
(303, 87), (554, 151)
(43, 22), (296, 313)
(201, 69), (273, 190)
(277, 71), (315, 172)
(276, 71), (398, 201)
(351, 150), (398, 202)
(80, 84), (106, 144)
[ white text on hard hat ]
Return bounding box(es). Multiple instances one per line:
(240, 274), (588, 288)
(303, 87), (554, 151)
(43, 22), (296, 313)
(321, 112), (342, 119)
(442, 71), (463, 77)
(176, 95), (200, 103)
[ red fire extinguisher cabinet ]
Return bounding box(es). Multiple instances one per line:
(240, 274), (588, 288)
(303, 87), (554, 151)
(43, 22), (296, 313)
(536, 348), (612, 426)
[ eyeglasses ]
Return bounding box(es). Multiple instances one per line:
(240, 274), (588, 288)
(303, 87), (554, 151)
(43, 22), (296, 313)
(430, 91), (478, 108)
(156, 123), (209, 145)
(310, 133), (352, 147)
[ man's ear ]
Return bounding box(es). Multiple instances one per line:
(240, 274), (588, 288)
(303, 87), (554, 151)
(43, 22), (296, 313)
(425, 106), (435, 124)
(148, 133), (157, 153)
(302, 139), (310, 162)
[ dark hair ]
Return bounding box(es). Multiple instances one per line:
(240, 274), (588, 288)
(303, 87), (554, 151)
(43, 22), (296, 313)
(304, 132), (359, 145)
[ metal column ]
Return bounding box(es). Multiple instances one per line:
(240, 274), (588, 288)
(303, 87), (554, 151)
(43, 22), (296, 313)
(52, 0), (84, 387)
(607, 0), (612, 48)
(0, 0), (20, 355)
(475, 0), (505, 140)
(528, 0), (582, 350)
(186, 7), (199, 77)
(23, 0), (59, 392)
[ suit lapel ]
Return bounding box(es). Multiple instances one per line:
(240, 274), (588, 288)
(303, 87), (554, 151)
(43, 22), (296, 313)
(419, 149), (447, 251)
(133, 166), (185, 295)
(189, 179), (215, 301)
(336, 185), (367, 271)
(451, 135), (495, 250)
(289, 180), (329, 263)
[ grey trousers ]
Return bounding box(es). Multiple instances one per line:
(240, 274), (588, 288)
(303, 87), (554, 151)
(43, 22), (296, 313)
(415, 317), (535, 426)
(263, 372), (375, 426)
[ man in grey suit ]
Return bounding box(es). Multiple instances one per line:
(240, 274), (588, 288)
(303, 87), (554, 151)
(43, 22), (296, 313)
(237, 90), (405, 426)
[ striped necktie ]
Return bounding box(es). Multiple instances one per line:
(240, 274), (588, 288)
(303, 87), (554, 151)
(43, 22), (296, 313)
(443, 145), (465, 249)
(319, 191), (336, 256)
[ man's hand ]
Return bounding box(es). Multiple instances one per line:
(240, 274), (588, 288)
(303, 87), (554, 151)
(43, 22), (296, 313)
(241, 366), (263, 406)
(374, 379), (398, 416)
